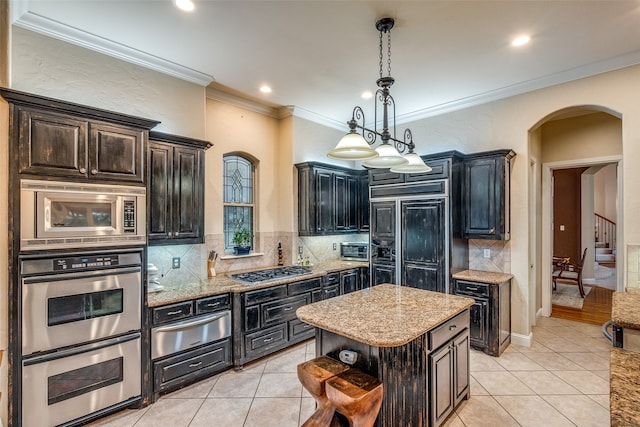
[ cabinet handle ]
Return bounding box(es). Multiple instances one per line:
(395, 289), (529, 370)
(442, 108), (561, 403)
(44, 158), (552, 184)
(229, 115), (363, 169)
(189, 361), (203, 368)
(283, 306), (293, 311)
(167, 310), (184, 316)
(263, 337), (274, 343)
(207, 302), (220, 308)
(79, 167), (86, 174)
(465, 286), (479, 292)
(449, 325), (457, 331)
(91, 169), (98, 175)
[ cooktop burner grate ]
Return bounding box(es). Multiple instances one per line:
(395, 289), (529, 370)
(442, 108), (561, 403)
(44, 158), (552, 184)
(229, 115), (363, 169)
(229, 266), (313, 284)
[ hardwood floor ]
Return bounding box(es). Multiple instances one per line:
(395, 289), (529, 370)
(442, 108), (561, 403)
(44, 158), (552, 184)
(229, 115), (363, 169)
(551, 284), (613, 325)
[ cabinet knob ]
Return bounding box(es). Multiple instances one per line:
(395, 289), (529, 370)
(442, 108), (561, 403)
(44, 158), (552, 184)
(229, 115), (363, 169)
(490, 228), (496, 233)
(174, 232), (179, 237)
(91, 169), (98, 175)
(79, 167), (86, 174)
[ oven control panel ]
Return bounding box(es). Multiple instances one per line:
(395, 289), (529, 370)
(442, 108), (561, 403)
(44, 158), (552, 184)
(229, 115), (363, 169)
(53, 255), (121, 271)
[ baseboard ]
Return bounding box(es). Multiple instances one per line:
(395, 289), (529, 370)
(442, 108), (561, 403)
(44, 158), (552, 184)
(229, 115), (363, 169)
(536, 307), (544, 324)
(511, 331), (533, 348)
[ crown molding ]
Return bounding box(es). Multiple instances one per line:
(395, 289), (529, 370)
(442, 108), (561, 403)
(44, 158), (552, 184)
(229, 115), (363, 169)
(286, 106), (345, 131)
(205, 86), (284, 118)
(11, 9), (214, 86)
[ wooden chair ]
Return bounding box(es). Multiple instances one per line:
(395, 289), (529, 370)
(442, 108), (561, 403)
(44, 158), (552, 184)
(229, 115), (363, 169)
(552, 248), (587, 297)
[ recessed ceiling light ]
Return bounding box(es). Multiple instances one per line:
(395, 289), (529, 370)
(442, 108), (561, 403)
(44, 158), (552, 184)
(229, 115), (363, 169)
(511, 35), (531, 47)
(174, 0), (195, 12)
(260, 85), (272, 94)
(361, 91), (373, 99)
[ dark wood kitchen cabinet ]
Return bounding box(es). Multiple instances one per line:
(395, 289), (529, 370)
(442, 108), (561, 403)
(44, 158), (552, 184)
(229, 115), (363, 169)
(147, 131), (212, 245)
(453, 276), (511, 356)
(340, 268), (360, 294)
(233, 277), (322, 368)
(1, 88), (159, 183)
(463, 149), (516, 240)
(296, 162), (367, 235)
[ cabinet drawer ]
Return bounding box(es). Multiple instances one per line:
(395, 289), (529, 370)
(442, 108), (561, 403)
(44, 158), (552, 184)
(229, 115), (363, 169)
(152, 301), (193, 325)
(289, 278), (322, 295)
(289, 319), (315, 340)
(196, 294), (231, 314)
(244, 285), (287, 306)
(245, 324), (287, 354)
(262, 294), (309, 326)
(323, 284), (339, 300)
(324, 272), (340, 285)
(154, 338), (231, 391)
(454, 280), (490, 298)
(429, 310), (470, 351)
(406, 158), (450, 182)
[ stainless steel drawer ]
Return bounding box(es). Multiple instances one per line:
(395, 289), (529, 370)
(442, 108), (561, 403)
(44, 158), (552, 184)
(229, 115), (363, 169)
(151, 310), (231, 360)
(428, 310), (470, 351)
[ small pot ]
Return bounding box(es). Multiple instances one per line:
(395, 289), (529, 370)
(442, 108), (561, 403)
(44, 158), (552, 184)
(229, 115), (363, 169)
(234, 246), (251, 255)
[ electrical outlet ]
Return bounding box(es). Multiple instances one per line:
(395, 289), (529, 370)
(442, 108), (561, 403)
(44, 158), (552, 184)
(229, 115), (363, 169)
(333, 243), (337, 250)
(298, 246), (304, 255)
(172, 257), (180, 269)
(483, 249), (491, 258)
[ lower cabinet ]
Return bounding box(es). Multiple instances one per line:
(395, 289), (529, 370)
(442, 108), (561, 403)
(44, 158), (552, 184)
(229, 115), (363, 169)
(340, 268), (360, 294)
(429, 321), (470, 427)
(233, 278), (322, 368)
(453, 277), (511, 356)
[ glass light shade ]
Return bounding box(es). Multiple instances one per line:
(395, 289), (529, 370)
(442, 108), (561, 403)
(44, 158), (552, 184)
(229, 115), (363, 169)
(327, 132), (379, 160)
(362, 143), (409, 168)
(389, 152), (433, 173)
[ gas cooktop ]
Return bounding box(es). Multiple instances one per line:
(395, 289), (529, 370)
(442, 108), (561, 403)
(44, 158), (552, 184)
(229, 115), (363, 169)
(229, 266), (313, 285)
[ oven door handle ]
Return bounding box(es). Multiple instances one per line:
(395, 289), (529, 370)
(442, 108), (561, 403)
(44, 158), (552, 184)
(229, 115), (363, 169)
(22, 266), (141, 284)
(154, 312), (229, 333)
(23, 332), (141, 366)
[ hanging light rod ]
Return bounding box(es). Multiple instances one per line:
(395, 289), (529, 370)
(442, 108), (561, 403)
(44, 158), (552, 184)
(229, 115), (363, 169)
(328, 17), (431, 173)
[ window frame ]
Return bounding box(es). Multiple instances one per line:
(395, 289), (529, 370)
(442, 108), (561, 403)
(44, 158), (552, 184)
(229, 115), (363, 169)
(222, 153), (257, 253)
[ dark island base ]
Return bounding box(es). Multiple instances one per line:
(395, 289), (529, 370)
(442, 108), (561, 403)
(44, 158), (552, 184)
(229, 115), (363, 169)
(315, 329), (470, 427)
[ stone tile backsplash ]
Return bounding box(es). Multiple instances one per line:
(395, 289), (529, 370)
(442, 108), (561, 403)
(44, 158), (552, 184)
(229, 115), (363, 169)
(468, 239), (511, 273)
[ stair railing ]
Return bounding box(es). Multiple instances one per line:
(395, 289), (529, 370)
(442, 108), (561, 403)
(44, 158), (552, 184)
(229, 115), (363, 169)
(595, 213), (616, 250)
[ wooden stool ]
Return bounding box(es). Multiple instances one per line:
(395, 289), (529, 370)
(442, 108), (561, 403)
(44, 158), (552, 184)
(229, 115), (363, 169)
(325, 369), (383, 427)
(298, 356), (350, 427)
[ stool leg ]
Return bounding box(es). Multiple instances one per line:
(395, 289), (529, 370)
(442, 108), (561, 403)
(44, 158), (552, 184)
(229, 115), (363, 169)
(326, 370), (383, 427)
(298, 357), (349, 427)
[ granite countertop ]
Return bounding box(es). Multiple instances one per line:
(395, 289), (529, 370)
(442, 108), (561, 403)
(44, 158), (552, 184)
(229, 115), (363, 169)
(612, 291), (640, 330)
(296, 283), (474, 347)
(147, 260), (369, 307)
(611, 348), (640, 426)
(452, 269), (514, 285)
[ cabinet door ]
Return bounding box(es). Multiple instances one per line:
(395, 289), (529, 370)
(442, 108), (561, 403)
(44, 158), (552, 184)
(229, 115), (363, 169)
(371, 201), (396, 239)
(340, 269), (359, 294)
(89, 122), (144, 183)
(334, 173), (357, 231)
(429, 343), (454, 427)
(371, 263), (395, 286)
(18, 107), (89, 178)
(172, 146), (203, 240)
(368, 168), (404, 186)
(401, 199), (446, 292)
(464, 157), (497, 237)
(315, 170), (334, 233)
(469, 298), (489, 350)
(453, 331), (470, 406)
(148, 142), (173, 241)
(359, 173), (370, 231)
(322, 284), (339, 300)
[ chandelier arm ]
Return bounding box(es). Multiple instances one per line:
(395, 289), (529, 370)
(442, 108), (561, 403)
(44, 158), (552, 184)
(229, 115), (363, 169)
(350, 106), (376, 145)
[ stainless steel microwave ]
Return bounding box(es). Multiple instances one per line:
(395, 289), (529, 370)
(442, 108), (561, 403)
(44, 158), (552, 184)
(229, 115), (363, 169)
(340, 242), (369, 261)
(20, 179), (146, 251)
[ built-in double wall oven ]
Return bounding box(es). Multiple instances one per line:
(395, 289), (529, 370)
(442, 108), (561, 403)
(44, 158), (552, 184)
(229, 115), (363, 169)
(19, 249), (144, 427)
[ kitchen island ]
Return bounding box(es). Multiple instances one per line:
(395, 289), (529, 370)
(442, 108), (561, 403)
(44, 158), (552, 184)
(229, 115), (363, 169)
(296, 284), (474, 427)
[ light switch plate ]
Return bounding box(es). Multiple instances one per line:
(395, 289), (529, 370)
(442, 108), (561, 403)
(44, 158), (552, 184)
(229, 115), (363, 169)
(483, 249), (491, 258)
(172, 257), (180, 269)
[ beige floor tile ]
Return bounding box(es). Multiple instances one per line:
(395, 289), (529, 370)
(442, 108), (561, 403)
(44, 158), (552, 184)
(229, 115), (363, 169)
(536, 317), (571, 327)
(244, 397), (301, 427)
(472, 371), (535, 395)
(511, 371), (580, 395)
(513, 340), (554, 353)
(455, 395), (520, 426)
(264, 348), (306, 373)
(494, 352), (545, 371)
(575, 337), (614, 352)
(567, 322), (607, 338)
(134, 398), (204, 427)
(534, 336), (590, 353)
(209, 372), (262, 398)
(561, 352), (610, 371)
(591, 370), (611, 381)
(87, 408), (148, 426)
(255, 372), (303, 398)
(298, 397), (316, 425)
(162, 375), (219, 399)
(541, 394), (611, 427)
(442, 412), (466, 426)
(587, 394), (611, 409)
(189, 398), (252, 427)
(494, 395), (574, 426)
(552, 370), (610, 394)
(235, 359), (267, 374)
(470, 351), (507, 372)
(524, 352), (583, 371)
(470, 376), (489, 396)
(542, 326), (587, 339)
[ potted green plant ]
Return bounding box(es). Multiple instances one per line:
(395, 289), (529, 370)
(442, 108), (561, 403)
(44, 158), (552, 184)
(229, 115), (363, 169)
(232, 228), (253, 255)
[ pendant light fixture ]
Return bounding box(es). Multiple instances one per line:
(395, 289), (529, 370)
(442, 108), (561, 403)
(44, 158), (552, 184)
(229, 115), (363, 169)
(327, 17), (431, 173)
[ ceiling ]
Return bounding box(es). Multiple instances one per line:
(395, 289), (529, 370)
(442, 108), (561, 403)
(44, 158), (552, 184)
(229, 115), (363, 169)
(10, 1), (640, 129)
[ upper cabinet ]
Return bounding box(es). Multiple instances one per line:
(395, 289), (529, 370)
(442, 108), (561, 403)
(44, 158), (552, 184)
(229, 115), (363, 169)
(1, 88), (159, 184)
(463, 149), (516, 240)
(148, 131), (212, 245)
(296, 162), (367, 236)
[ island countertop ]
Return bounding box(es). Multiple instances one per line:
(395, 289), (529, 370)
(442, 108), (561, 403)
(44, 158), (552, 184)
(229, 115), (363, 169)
(296, 283), (474, 347)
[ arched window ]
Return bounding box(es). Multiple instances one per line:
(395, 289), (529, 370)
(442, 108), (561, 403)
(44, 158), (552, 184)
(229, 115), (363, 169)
(223, 154), (255, 252)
